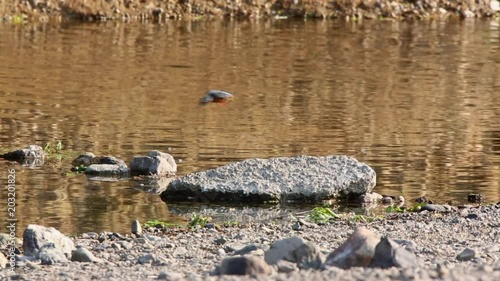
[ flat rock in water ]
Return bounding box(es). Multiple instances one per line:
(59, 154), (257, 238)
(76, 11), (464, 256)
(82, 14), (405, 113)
(162, 155), (376, 203)
(129, 150), (177, 177)
(0, 145), (45, 166)
(85, 164), (129, 176)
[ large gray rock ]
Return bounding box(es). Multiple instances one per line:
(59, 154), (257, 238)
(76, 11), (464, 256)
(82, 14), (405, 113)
(129, 150), (177, 177)
(162, 155), (375, 203)
(264, 237), (323, 269)
(23, 224), (75, 258)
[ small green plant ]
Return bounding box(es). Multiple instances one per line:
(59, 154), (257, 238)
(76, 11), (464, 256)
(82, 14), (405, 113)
(64, 165), (87, 176)
(188, 214), (212, 228)
(44, 141), (63, 154)
(307, 207), (341, 224)
(385, 205), (405, 213)
(44, 141), (64, 161)
(386, 203), (427, 213)
(143, 219), (181, 228)
(407, 203), (426, 212)
(221, 220), (238, 227)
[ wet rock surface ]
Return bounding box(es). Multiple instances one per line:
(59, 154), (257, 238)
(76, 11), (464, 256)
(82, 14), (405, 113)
(0, 0), (499, 21)
(0, 145), (45, 166)
(129, 150), (177, 177)
(162, 155), (376, 203)
(3, 204), (498, 280)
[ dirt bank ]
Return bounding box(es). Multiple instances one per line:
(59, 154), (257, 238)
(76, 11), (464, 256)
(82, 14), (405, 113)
(1, 0), (499, 22)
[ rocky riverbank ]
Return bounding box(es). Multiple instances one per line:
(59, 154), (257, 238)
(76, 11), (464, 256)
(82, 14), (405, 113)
(1, 0), (499, 22)
(1, 203), (498, 280)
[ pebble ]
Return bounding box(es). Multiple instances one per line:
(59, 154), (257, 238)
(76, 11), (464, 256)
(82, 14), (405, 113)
(131, 220), (142, 235)
(456, 248), (476, 261)
(71, 247), (103, 263)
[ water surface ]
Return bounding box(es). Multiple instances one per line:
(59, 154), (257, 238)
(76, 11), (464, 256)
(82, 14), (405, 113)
(1, 19), (499, 234)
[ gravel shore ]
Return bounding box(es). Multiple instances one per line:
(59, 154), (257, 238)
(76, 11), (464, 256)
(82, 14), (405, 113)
(3, 203), (499, 281)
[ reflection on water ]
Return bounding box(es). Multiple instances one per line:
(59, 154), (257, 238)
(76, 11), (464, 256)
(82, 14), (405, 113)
(0, 19), (499, 234)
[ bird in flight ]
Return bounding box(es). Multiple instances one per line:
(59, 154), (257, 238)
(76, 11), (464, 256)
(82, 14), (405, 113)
(200, 90), (234, 105)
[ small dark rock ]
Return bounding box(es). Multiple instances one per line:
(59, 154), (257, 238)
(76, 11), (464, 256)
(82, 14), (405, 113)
(93, 156), (126, 166)
(420, 204), (454, 213)
(233, 244), (259, 256)
(291, 221), (301, 231)
(382, 196), (394, 204)
(219, 256), (272, 276)
(71, 152), (96, 167)
(467, 193), (485, 203)
(415, 196), (434, 204)
(456, 248), (476, 261)
(465, 213), (479, 220)
(214, 237), (227, 245)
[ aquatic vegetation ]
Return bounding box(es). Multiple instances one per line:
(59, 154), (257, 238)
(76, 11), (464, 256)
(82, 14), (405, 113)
(385, 203), (427, 213)
(44, 141), (79, 162)
(188, 214), (212, 228)
(64, 165), (87, 176)
(44, 141), (63, 154)
(307, 206), (341, 224)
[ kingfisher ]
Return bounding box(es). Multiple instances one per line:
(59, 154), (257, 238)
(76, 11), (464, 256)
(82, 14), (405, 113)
(200, 90), (234, 105)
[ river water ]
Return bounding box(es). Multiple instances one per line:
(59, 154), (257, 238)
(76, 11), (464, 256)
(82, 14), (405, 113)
(0, 19), (499, 234)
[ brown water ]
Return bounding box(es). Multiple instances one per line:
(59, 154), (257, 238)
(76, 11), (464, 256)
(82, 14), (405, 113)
(0, 19), (499, 234)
